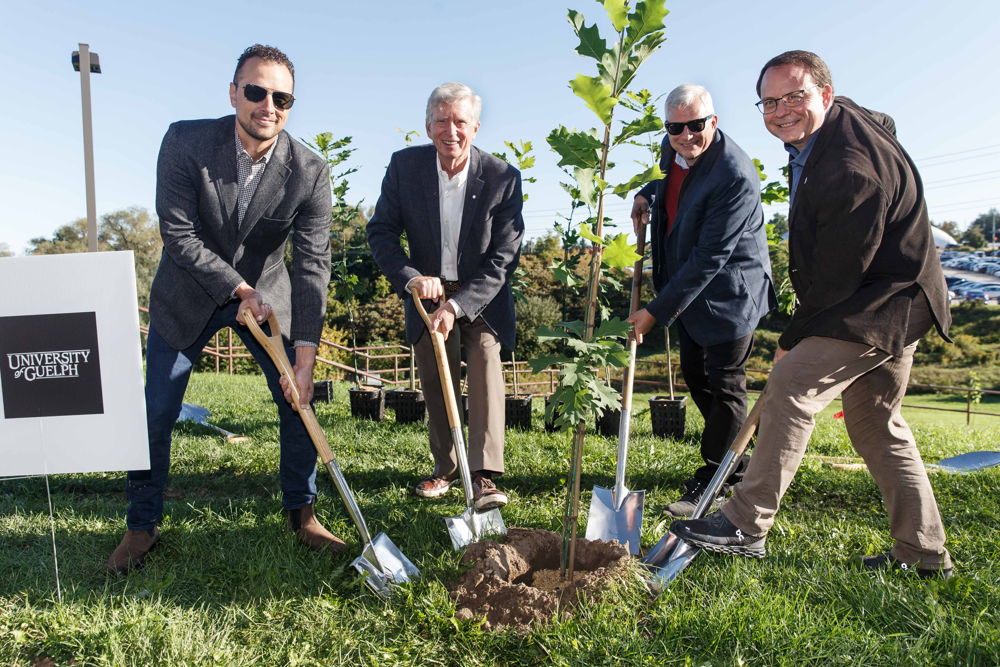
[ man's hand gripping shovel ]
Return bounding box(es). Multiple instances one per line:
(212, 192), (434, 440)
(410, 288), (506, 550)
(242, 310), (419, 598)
(641, 391), (765, 590)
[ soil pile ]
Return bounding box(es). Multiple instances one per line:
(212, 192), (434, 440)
(449, 528), (629, 632)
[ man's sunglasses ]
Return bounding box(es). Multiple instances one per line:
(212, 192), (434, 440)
(240, 83), (295, 110)
(664, 114), (714, 135)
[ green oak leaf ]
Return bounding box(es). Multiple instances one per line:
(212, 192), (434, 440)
(568, 10), (608, 61)
(593, 317), (633, 339)
(547, 126), (603, 169)
(602, 233), (642, 269)
(578, 222), (605, 245)
(603, 0), (629, 32)
(570, 74), (616, 125)
(625, 0), (669, 49)
(574, 167), (599, 207)
(612, 163), (665, 198)
(613, 113), (663, 145)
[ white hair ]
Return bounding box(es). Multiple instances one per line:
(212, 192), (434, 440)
(425, 82), (482, 125)
(665, 83), (715, 116)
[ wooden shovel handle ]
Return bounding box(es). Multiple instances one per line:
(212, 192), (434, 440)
(409, 289), (463, 429)
(241, 309), (335, 466)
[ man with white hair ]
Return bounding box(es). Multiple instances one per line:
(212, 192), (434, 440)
(368, 82), (524, 509)
(628, 84), (775, 516)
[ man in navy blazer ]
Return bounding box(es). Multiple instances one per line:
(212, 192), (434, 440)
(367, 83), (524, 510)
(107, 45), (340, 574)
(628, 84), (775, 516)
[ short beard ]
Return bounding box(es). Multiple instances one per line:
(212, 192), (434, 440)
(238, 115), (279, 143)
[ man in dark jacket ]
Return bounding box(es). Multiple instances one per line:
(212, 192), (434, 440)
(107, 45), (340, 575)
(628, 84), (775, 516)
(672, 51), (954, 578)
(367, 83), (524, 510)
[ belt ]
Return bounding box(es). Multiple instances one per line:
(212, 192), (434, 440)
(441, 280), (461, 297)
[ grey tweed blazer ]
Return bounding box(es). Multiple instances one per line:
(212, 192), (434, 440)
(149, 115), (331, 349)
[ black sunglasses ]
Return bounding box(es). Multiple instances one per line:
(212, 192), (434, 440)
(240, 83), (295, 110)
(664, 114), (714, 135)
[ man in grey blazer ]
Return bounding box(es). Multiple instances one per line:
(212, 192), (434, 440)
(108, 45), (338, 574)
(367, 82), (524, 510)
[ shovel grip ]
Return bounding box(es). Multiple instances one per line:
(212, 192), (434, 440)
(241, 310), (336, 466)
(410, 289), (463, 429)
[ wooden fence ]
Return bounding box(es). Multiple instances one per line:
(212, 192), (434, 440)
(138, 309), (998, 423)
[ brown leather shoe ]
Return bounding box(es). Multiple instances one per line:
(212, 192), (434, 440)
(286, 504), (346, 552)
(472, 475), (509, 510)
(107, 528), (160, 574)
(414, 475), (457, 498)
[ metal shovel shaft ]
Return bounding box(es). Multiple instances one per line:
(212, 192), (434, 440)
(241, 311), (418, 594)
(411, 289), (506, 548)
(642, 392), (766, 584)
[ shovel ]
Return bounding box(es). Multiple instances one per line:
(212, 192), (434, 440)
(242, 310), (419, 597)
(409, 288), (506, 550)
(584, 221), (648, 555)
(641, 391), (765, 590)
(178, 403), (250, 443)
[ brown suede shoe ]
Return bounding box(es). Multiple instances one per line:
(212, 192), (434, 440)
(106, 528), (161, 574)
(286, 504), (346, 552)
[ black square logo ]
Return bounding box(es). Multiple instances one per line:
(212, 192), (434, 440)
(0, 312), (104, 419)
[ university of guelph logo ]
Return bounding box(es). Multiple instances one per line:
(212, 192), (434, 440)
(0, 312), (104, 419)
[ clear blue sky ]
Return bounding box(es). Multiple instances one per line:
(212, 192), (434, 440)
(3, 0), (999, 253)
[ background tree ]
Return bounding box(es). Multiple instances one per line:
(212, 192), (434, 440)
(967, 208), (999, 246)
(27, 207), (162, 311)
(0, 242), (13, 258)
(932, 219), (961, 240)
(961, 226), (986, 249)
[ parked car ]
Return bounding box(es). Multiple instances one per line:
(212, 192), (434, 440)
(963, 290), (993, 305)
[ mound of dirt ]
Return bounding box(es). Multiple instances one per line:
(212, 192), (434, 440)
(448, 528), (629, 632)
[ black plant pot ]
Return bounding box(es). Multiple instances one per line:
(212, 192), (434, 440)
(312, 380), (334, 403)
(461, 394), (470, 425)
(649, 395), (687, 439)
(348, 387), (384, 421)
(388, 388), (425, 424)
(595, 407), (622, 438)
(505, 394), (532, 431)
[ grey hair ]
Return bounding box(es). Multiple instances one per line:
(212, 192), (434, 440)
(665, 84), (715, 117)
(425, 82), (482, 125)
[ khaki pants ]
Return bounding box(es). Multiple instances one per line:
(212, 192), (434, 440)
(413, 315), (505, 477)
(723, 336), (952, 569)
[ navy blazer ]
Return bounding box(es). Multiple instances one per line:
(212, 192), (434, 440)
(638, 129), (775, 347)
(366, 145), (524, 349)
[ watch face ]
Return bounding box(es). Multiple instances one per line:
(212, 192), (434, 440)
(1, 311), (104, 419)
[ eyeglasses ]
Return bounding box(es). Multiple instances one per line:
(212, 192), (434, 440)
(755, 85), (821, 114)
(240, 83), (295, 110)
(664, 114), (715, 136)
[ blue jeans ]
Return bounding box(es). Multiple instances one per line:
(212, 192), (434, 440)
(126, 301), (318, 530)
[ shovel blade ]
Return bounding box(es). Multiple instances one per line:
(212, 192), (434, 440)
(584, 485), (644, 555)
(644, 540), (700, 592)
(446, 507), (507, 550)
(351, 532), (421, 598)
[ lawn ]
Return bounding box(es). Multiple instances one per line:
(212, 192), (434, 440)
(2, 372), (998, 665)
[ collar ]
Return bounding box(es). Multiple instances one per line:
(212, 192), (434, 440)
(234, 121), (277, 164)
(674, 153), (690, 170)
(436, 152), (471, 185)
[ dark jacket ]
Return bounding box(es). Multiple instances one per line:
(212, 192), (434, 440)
(639, 129), (775, 347)
(150, 116), (332, 349)
(779, 97), (951, 355)
(366, 145), (524, 349)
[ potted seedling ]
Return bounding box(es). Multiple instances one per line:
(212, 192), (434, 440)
(648, 325), (687, 438)
(387, 345), (425, 424)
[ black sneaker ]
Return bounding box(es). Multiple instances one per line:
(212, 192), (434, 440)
(861, 552), (953, 580)
(666, 478), (727, 517)
(670, 510), (766, 558)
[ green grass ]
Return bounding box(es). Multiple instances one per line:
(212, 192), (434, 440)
(2, 372), (998, 665)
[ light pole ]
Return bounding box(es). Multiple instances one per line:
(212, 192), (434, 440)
(71, 44), (102, 252)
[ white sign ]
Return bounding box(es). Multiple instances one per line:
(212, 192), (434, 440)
(0, 252), (149, 476)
